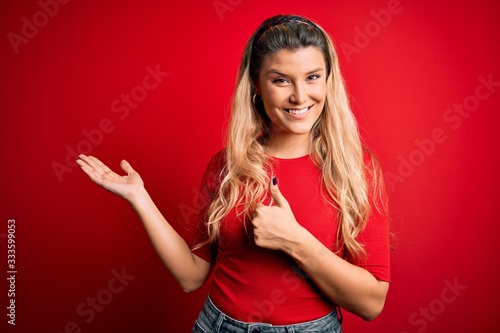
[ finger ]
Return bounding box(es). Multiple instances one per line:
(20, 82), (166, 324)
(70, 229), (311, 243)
(269, 176), (289, 209)
(88, 155), (113, 174)
(120, 160), (135, 176)
(75, 158), (87, 168)
(76, 154), (92, 168)
(77, 155), (113, 181)
(80, 156), (122, 184)
(77, 154), (95, 167)
(78, 163), (105, 186)
(252, 203), (262, 218)
(77, 154), (105, 174)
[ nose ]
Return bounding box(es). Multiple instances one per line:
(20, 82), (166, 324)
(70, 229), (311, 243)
(290, 82), (307, 104)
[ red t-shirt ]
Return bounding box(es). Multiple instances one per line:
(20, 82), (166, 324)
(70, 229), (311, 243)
(190, 150), (390, 325)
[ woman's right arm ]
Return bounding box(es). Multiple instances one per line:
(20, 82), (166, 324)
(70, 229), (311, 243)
(76, 154), (211, 293)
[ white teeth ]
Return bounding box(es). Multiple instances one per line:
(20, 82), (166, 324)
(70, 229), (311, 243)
(287, 107), (309, 115)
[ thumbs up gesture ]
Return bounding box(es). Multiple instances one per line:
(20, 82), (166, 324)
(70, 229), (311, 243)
(252, 177), (303, 252)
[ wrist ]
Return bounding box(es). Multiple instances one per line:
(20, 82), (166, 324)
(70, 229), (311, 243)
(283, 224), (309, 257)
(127, 185), (150, 207)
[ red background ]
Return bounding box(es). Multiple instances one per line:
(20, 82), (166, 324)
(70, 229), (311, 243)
(1, 0), (499, 332)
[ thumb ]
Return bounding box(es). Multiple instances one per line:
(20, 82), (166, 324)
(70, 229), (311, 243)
(269, 176), (289, 208)
(120, 159), (135, 175)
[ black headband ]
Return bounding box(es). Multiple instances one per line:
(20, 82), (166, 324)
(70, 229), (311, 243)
(252, 15), (319, 50)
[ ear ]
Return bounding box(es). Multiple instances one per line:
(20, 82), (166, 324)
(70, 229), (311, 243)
(253, 89), (260, 96)
(252, 81), (261, 95)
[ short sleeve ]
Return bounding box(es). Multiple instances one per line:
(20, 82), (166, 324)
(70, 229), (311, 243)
(346, 152), (391, 282)
(187, 150), (226, 264)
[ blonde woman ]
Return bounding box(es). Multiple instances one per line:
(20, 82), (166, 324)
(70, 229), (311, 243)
(77, 14), (390, 332)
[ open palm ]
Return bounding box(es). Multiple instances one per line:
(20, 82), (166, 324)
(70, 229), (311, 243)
(76, 154), (144, 201)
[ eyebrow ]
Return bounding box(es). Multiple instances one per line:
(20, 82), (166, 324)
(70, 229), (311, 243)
(266, 67), (324, 76)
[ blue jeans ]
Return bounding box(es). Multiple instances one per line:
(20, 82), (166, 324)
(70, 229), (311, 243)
(192, 296), (342, 333)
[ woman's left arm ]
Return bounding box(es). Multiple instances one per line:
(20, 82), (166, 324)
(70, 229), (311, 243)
(252, 179), (389, 321)
(283, 227), (388, 321)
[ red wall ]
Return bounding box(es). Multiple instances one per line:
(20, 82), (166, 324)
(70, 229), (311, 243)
(1, 0), (499, 332)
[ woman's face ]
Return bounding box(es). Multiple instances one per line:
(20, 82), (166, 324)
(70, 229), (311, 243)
(257, 46), (327, 139)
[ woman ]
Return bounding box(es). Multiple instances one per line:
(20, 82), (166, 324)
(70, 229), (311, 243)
(77, 14), (390, 332)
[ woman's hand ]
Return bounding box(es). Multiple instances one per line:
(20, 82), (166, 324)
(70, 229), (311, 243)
(76, 154), (212, 291)
(76, 154), (144, 202)
(251, 177), (303, 252)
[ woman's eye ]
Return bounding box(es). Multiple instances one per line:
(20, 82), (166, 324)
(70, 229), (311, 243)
(308, 74), (320, 80)
(273, 78), (289, 84)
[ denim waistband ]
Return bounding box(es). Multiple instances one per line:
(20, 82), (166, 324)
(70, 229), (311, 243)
(193, 296), (342, 333)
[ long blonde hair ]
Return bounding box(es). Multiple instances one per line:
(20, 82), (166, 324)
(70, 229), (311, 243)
(200, 15), (386, 258)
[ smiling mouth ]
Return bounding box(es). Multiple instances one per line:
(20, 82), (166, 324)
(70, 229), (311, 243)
(284, 105), (312, 115)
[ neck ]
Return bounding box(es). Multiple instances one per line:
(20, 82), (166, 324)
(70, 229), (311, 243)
(266, 132), (312, 158)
